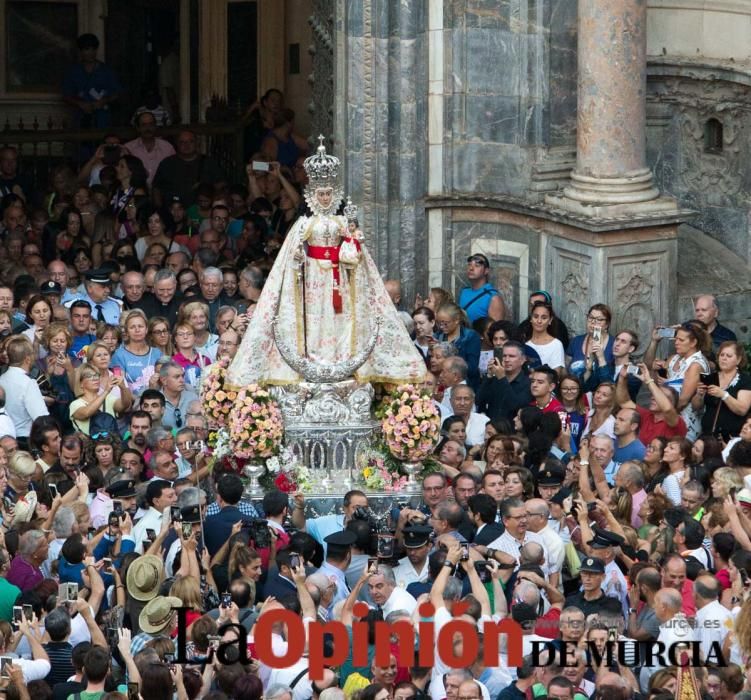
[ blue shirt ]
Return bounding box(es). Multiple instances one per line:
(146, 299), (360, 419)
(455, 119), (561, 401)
(307, 513), (345, 557)
(458, 283), (499, 323)
(436, 326), (482, 389)
(62, 61), (122, 128)
(111, 345), (162, 396)
(614, 438), (647, 464)
(71, 293), (121, 324)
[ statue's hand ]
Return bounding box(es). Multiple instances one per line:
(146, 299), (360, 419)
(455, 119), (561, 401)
(293, 246), (305, 265)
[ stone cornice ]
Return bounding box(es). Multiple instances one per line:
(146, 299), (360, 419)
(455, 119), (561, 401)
(648, 0), (751, 16)
(647, 56), (751, 86)
(425, 193), (694, 233)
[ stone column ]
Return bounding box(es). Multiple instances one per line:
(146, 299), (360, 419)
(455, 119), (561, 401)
(548, 0), (675, 216)
(334, 1), (428, 300)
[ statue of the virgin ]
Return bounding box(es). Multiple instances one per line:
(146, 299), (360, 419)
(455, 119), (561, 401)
(227, 137), (426, 387)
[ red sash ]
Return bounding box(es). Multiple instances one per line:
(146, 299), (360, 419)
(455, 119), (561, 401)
(306, 239), (360, 313)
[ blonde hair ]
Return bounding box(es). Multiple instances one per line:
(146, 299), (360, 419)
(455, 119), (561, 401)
(85, 340), (112, 365)
(178, 301), (210, 328)
(74, 363), (101, 397)
(8, 451), (36, 478)
(42, 321), (72, 350)
(169, 575), (201, 612)
(70, 501), (90, 529)
(121, 309), (148, 343)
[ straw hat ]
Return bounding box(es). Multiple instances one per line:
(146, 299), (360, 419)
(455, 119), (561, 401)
(138, 595), (182, 634)
(125, 554), (164, 602)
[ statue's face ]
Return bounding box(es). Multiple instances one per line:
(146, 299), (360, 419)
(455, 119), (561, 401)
(315, 188), (333, 209)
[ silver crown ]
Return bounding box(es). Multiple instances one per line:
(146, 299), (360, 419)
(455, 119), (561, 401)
(343, 197), (358, 222)
(303, 135), (340, 188)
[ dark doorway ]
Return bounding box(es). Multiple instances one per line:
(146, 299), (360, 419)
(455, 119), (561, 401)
(106, 0), (180, 125)
(227, 2), (258, 112)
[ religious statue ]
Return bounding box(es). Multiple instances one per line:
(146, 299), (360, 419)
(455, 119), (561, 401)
(227, 137), (426, 387)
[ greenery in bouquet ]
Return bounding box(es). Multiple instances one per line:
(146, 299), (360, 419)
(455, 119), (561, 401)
(229, 384), (285, 460)
(199, 357), (237, 429)
(380, 384), (441, 462)
(356, 439), (444, 492)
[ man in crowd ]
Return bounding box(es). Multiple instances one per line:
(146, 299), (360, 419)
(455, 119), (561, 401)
(123, 111), (175, 185)
(477, 340), (532, 422)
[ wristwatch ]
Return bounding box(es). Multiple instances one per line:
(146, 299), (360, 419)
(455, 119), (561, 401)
(722, 391), (730, 402)
(628, 607), (638, 615)
(443, 561), (455, 569)
(487, 548), (497, 560)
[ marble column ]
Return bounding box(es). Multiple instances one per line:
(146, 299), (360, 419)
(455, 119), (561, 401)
(548, 0), (676, 216)
(334, 1), (428, 300)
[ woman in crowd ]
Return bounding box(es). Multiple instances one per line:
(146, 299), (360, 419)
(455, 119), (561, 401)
(435, 302), (481, 388)
(171, 321), (212, 389)
(111, 310), (162, 396)
(711, 466), (744, 501)
(647, 322), (710, 441)
(441, 416), (467, 446)
(85, 432), (122, 478)
(523, 300), (565, 374)
(581, 382), (617, 440)
(41, 322), (76, 432)
(411, 306), (435, 363)
(694, 341), (751, 441)
(69, 364), (124, 435)
(72, 246), (94, 277)
(483, 434), (519, 471)
(86, 341), (133, 416)
(22, 294), (53, 359)
(642, 437), (669, 492)
(96, 323), (122, 354)
(221, 267), (240, 301)
(568, 304), (615, 376)
(558, 373), (587, 449)
(419, 287), (453, 312)
(657, 437), (693, 505)
(52, 208), (85, 261)
(111, 155), (148, 219)
(504, 466), (535, 500)
(691, 433), (724, 469)
(637, 491), (670, 540)
(135, 206), (184, 262)
(147, 317), (174, 357)
(180, 301), (218, 361)
(428, 341), (457, 378)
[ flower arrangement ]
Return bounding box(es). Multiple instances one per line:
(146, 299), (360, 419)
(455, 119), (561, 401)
(380, 384), (441, 462)
(262, 447), (313, 492)
(200, 357), (238, 429)
(229, 384), (285, 460)
(359, 447), (409, 492)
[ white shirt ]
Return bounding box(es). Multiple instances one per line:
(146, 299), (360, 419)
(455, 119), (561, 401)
(393, 556), (429, 589)
(382, 586), (417, 617)
(132, 506), (165, 554)
(487, 529), (550, 573)
(0, 410), (16, 438)
(460, 411), (491, 446)
(440, 381), (466, 414)
(695, 599), (733, 658)
(532, 524), (565, 576)
(0, 366), (49, 437)
(640, 613), (699, 692)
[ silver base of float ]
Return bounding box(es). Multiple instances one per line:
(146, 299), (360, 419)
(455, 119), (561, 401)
(271, 379), (381, 493)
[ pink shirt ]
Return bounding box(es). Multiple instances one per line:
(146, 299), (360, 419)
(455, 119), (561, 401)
(123, 137), (175, 184)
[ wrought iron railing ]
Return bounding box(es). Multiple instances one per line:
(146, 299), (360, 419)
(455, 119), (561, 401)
(0, 117), (246, 192)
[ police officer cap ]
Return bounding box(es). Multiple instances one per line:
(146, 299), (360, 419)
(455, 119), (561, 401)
(587, 526), (625, 549)
(106, 479), (136, 499)
(402, 525), (432, 549)
(181, 505), (201, 523)
(324, 530), (357, 547)
(537, 465), (565, 485)
(84, 268), (112, 285)
(40, 280), (62, 296)
(579, 556), (605, 574)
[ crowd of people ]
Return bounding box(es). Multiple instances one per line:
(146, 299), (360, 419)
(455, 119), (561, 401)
(0, 47), (749, 700)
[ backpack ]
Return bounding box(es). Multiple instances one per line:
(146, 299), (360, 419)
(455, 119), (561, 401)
(87, 411), (120, 438)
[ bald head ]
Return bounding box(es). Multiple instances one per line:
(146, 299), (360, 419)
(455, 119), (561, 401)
(694, 294), (719, 328)
(655, 587), (682, 617)
(384, 280), (401, 305)
(694, 575), (720, 604)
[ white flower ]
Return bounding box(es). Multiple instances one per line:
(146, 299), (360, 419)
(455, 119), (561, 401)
(266, 456), (281, 474)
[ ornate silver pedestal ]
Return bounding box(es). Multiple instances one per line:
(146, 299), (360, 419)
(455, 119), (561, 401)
(272, 380), (380, 491)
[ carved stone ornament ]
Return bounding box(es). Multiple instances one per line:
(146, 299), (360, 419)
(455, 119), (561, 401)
(271, 379), (375, 427)
(559, 260), (590, 334)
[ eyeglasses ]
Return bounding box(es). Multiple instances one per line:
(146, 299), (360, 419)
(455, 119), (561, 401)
(174, 408), (183, 428)
(153, 328), (169, 334)
(587, 315), (607, 323)
(91, 432), (110, 440)
(506, 514), (528, 520)
(175, 331), (194, 337)
(186, 411), (202, 417)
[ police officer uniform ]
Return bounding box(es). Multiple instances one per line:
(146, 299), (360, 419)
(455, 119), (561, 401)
(393, 525), (432, 588)
(69, 268), (122, 324)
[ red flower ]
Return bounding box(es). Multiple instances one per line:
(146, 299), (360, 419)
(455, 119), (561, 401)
(274, 472), (297, 493)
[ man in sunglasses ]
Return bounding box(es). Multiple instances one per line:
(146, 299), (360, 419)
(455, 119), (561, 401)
(458, 254), (506, 323)
(159, 361), (198, 430)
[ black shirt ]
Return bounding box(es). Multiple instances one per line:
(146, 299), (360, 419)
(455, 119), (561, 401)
(477, 372), (532, 422)
(564, 590), (623, 618)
